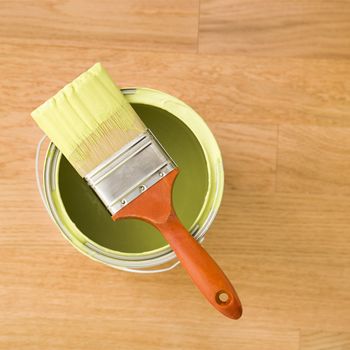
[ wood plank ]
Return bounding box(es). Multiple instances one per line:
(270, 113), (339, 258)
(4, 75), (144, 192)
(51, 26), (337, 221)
(209, 122), (277, 192)
(1, 44), (350, 127)
(199, 0), (350, 58)
(0, 0), (199, 53)
(277, 125), (350, 194)
(1, 186), (350, 332)
(0, 318), (299, 350)
(300, 331), (350, 350)
(0, 237), (300, 350)
(210, 190), (350, 332)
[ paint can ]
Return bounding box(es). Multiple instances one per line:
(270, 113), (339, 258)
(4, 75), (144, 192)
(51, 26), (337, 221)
(36, 88), (224, 273)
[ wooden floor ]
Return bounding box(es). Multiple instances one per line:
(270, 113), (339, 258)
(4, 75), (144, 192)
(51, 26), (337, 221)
(1, 1), (350, 349)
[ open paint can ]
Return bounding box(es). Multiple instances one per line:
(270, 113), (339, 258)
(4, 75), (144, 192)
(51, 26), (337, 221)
(36, 88), (224, 273)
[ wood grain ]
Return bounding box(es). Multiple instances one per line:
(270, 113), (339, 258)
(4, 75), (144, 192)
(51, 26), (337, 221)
(0, 0), (199, 52)
(210, 122), (277, 192)
(1, 0), (350, 349)
(199, 0), (350, 58)
(300, 331), (350, 350)
(213, 190), (350, 332)
(1, 44), (350, 127)
(277, 125), (350, 194)
(0, 241), (300, 350)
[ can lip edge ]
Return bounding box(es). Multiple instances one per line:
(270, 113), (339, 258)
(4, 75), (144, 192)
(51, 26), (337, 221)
(42, 87), (224, 267)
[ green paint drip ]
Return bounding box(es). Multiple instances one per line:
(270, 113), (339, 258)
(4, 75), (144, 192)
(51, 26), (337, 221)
(58, 104), (209, 253)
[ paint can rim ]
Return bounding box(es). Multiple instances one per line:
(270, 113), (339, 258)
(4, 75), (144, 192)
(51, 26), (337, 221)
(38, 87), (224, 272)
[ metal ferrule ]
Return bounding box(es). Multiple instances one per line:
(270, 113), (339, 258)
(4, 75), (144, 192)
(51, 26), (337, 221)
(85, 129), (177, 216)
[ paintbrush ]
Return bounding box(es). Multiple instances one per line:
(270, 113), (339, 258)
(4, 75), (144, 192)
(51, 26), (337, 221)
(31, 63), (242, 319)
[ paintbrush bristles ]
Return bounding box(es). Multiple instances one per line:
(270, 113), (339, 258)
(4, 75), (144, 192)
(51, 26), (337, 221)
(31, 63), (146, 177)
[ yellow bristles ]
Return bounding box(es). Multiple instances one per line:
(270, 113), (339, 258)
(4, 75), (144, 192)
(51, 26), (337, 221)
(31, 63), (146, 177)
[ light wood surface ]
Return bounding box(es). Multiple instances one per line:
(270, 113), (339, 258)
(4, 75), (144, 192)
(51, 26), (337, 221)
(1, 1), (350, 349)
(199, 0), (350, 58)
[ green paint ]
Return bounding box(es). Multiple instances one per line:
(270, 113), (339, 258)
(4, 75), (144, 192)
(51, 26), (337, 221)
(58, 103), (209, 253)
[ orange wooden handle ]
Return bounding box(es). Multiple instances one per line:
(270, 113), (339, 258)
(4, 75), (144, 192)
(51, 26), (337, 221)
(112, 169), (242, 319)
(155, 211), (242, 319)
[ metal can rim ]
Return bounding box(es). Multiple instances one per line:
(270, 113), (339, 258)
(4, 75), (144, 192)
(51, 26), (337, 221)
(41, 87), (224, 270)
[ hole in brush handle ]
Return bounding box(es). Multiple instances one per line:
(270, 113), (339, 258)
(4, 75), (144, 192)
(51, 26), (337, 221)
(215, 290), (231, 305)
